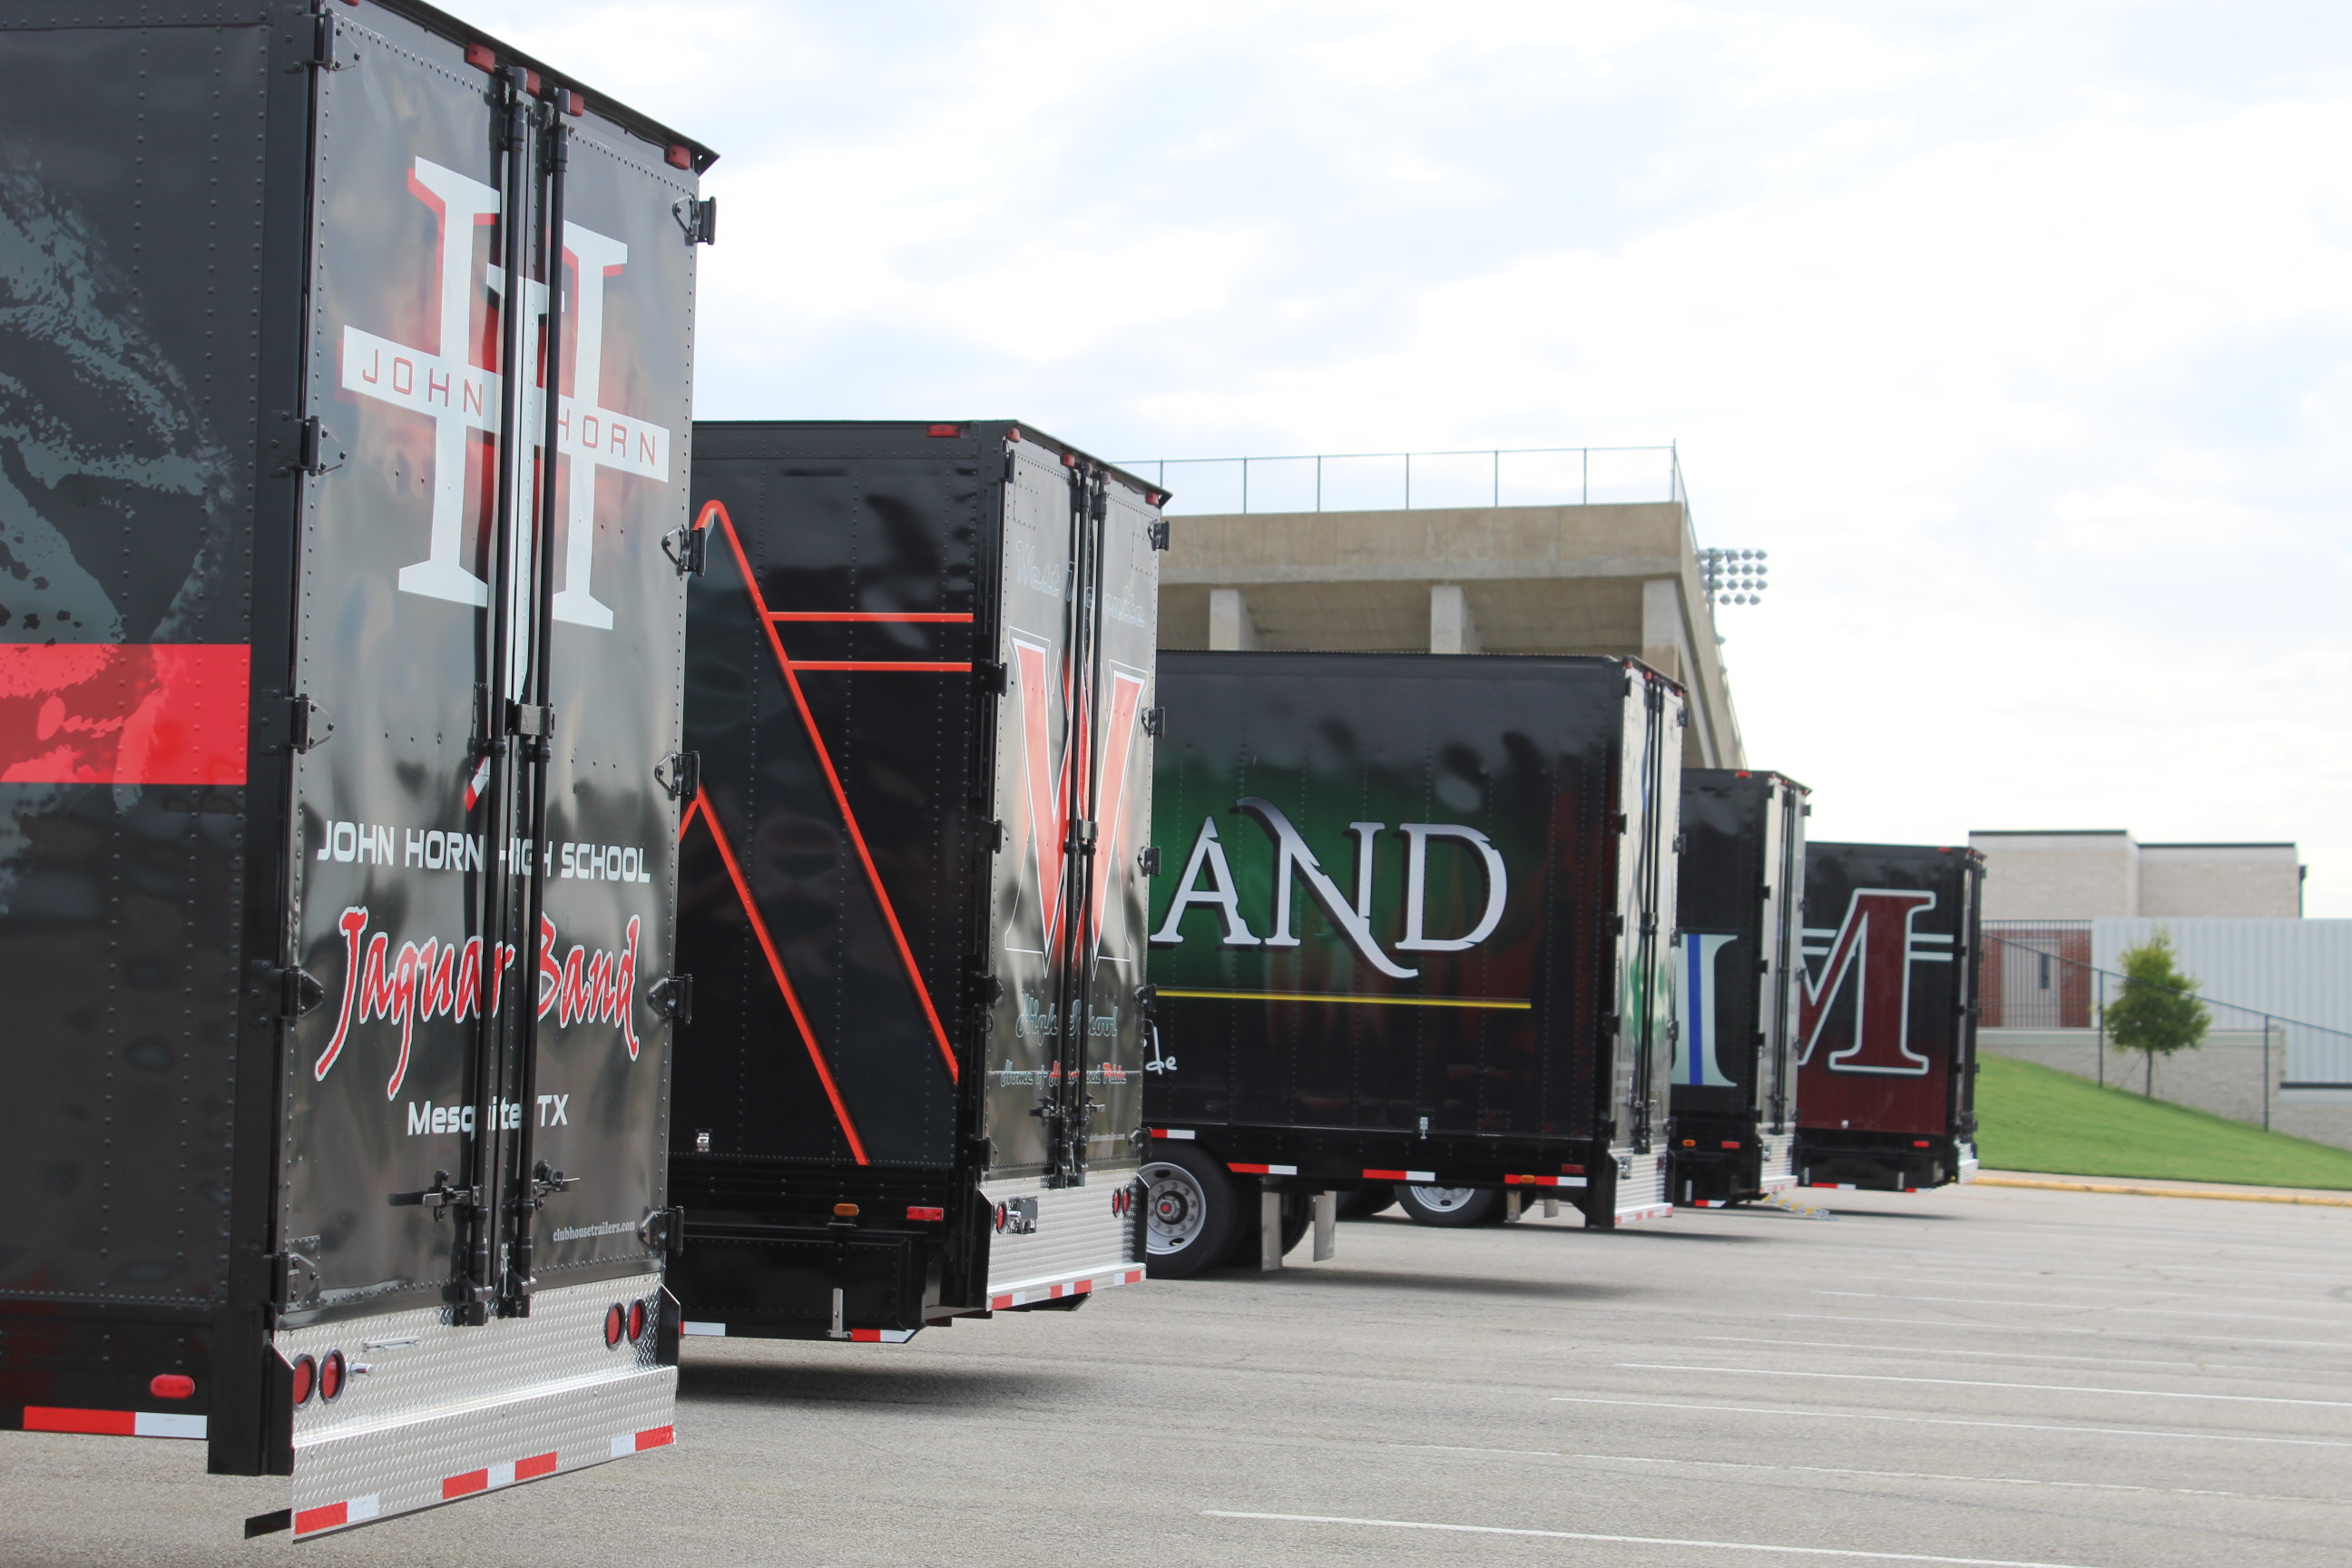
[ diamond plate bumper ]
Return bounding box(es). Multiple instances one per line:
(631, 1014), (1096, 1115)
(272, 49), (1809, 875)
(274, 1273), (673, 1537)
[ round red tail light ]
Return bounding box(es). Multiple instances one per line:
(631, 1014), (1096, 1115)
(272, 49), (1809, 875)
(150, 1374), (195, 1401)
(628, 1299), (648, 1342)
(603, 1303), (626, 1348)
(289, 1356), (317, 1408)
(318, 1350), (346, 1402)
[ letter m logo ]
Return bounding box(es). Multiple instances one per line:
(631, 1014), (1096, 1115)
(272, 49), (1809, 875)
(1798, 888), (1936, 1076)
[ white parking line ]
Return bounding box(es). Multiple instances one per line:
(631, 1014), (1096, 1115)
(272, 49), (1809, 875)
(1816, 1291), (2345, 1325)
(1386, 1444), (2336, 1503)
(1202, 1510), (2111, 1567)
(1693, 1334), (2239, 1373)
(1545, 1395), (2352, 1448)
(1617, 1363), (2352, 1410)
(1845, 1273), (2342, 1308)
(1780, 1312), (2352, 1352)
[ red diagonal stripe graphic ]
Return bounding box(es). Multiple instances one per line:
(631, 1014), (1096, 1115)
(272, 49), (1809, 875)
(681, 790), (868, 1163)
(698, 499), (960, 1083)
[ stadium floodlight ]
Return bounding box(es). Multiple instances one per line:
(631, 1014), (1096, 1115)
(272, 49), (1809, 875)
(1698, 546), (1770, 607)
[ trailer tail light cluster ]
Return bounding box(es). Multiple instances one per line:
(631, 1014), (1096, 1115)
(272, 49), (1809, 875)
(1110, 1187), (1133, 1217)
(149, 1375), (195, 1400)
(603, 1298), (658, 1350)
(464, 43), (495, 71)
(906, 1206), (946, 1222)
(290, 1350), (348, 1408)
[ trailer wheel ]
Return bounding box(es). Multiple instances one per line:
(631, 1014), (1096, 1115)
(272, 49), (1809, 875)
(1396, 1184), (1503, 1227)
(1336, 1181), (1396, 1219)
(1142, 1145), (1238, 1279)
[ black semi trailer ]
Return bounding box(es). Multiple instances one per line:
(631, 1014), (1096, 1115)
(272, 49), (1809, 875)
(1670, 769), (1808, 1207)
(666, 422), (1161, 1341)
(1142, 652), (1683, 1276)
(1796, 843), (1984, 1192)
(0, 3), (711, 1536)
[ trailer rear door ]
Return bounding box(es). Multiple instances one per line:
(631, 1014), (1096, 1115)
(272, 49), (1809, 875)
(976, 443), (1156, 1297)
(260, 7), (699, 1534)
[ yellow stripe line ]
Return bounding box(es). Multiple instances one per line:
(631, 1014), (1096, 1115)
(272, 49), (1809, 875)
(1155, 987), (1532, 1013)
(1973, 1176), (2352, 1208)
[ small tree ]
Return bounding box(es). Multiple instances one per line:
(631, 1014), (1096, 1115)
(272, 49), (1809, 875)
(2102, 929), (2210, 1096)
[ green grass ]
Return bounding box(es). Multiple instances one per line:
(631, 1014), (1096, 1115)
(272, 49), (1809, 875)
(1975, 1053), (2352, 1191)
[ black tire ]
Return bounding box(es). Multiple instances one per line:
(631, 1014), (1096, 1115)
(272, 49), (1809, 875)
(1338, 1181), (1396, 1219)
(1142, 1144), (1239, 1279)
(1396, 1183), (1504, 1228)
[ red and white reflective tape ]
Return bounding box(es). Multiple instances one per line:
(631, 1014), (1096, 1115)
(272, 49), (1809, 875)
(1759, 1174), (1798, 1193)
(1148, 1127), (1194, 1140)
(22, 1406), (205, 1440)
(681, 1321), (728, 1337)
(844, 1328), (915, 1344)
(1228, 1162), (1296, 1175)
(463, 756), (493, 810)
(1809, 1181), (1860, 1191)
(1362, 1168), (1436, 1182)
(442, 1451), (559, 1499)
(294, 1494), (381, 1536)
(610, 1425), (674, 1459)
(1685, 1198), (1730, 1208)
(988, 1267), (1145, 1311)
(1615, 1203), (1675, 1224)
(1503, 1173), (1588, 1189)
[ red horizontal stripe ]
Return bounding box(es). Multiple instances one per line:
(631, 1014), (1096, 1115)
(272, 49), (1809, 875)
(782, 661), (972, 673)
(0, 643), (249, 784)
(1228, 1162), (1272, 1174)
(1361, 1169), (1410, 1181)
(23, 1406), (135, 1436)
(849, 1328), (882, 1342)
(768, 612), (974, 623)
(635, 1425), (673, 1451)
(293, 1503), (348, 1536)
(517, 1451), (559, 1480)
(443, 1469), (489, 1499)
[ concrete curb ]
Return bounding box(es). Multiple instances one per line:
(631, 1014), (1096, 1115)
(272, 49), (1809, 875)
(1973, 1174), (2352, 1208)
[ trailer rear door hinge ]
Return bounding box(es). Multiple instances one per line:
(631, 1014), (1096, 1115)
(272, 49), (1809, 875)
(639, 1205), (687, 1258)
(1609, 811), (1628, 834)
(654, 750), (700, 801)
(1142, 704), (1165, 738)
(662, 522), (708, 576)
(294, 15), (360, 73)
(507, 701), (550, 739)
(1146, 519), (1170, 552)
(274, 965), (326, 1023)
(973, 659), (1007, 695)
(977, 817), (1005, 853)
(286, 694), (333, 754)
(287, 415), (344, 476)
(969, 972), (1004, 1007)
(1089, 488), (1108, 523)
(1138, 845), (1161, 876)
(650, 974), (695, 1024)
(672, 196), (717, 245)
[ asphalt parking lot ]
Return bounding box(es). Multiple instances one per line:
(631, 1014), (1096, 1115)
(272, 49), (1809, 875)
(7, 1181), (2349, 1567)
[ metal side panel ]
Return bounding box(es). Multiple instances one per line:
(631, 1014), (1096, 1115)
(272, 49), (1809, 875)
(277, 1275), (672, 1537)
(1612, 1151), (1672, 1224)
(979, 1177), (1142, 1306)
(1758, 1130), (1798, 1192)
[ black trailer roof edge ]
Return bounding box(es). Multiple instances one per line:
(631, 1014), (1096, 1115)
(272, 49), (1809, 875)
(690, 420), (1166, 502)
(1808, 840), (1986, 863)
(365, 0), (717, 172)
(1161, 648), (1681, 687)
(1686, 767), (1812, 795)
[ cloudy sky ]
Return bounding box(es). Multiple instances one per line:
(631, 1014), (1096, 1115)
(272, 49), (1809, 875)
(481, 1), (2352, 912)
